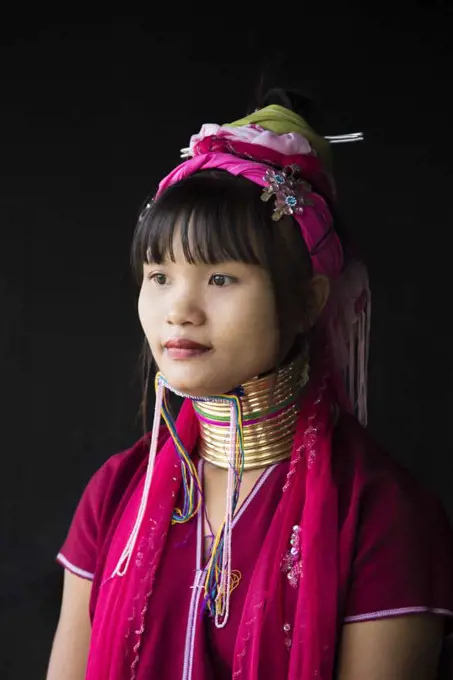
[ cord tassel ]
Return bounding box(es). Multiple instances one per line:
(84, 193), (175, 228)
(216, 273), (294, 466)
(111, 378), (165, 578)
(214, 400), (238, 628)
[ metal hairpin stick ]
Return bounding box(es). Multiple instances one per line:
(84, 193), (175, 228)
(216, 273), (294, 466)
(325, 132), (364, 143)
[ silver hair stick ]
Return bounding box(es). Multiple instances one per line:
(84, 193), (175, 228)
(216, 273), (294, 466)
(324, 132), (364, 143)
(180, 147), (192, 159)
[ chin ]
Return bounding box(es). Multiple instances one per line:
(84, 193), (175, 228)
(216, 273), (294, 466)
(159, 365), (236, 399)
(164, 378), (231, 399)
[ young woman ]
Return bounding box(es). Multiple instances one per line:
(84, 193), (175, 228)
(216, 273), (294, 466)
(46, 92), (453, 680)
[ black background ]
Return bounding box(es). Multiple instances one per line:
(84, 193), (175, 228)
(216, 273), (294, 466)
(1, 7), (452, 678)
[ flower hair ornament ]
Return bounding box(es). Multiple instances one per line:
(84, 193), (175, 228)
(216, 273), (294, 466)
(261, 164), (313, 221)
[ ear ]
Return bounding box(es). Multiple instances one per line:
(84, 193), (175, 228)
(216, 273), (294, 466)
(298, 274), (330, 332)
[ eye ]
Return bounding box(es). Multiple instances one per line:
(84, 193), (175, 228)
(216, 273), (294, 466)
(147, 272), (168, 286)
(209, 274), (235, 287)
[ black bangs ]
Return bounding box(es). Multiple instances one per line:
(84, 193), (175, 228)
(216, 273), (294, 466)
(131, 170), (275, 281)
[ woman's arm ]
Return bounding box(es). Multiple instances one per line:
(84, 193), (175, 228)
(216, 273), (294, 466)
(337, 615), (444, 680)
(46, 570), (92, 680)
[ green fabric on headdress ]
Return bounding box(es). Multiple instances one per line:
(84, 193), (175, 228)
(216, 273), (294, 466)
(227, 104), (332, 170)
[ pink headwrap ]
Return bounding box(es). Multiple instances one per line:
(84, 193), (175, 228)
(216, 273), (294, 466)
(157, 152), (344, 280)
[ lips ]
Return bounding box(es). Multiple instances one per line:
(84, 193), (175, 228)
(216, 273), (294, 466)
(164, 338), (211, 360)
(165, 338), (210, 350)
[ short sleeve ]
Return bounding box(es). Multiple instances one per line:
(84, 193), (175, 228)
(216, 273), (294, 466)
(56, 459), (115, 580)
(56, 429), (168, 581)
(344, 466), (453, 624)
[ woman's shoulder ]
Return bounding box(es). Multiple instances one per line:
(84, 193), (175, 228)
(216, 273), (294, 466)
(92, 434), (150, 491)
(331, 411), (453, 578)
(332, 412), (442, 507)
(332, 413), (453, 624)
(89, 424), (170, 499)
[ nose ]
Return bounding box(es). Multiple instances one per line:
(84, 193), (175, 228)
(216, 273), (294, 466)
(165, 288), (206, 327)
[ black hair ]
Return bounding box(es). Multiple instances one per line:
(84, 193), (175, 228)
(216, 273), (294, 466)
(251, 84), (325, 133)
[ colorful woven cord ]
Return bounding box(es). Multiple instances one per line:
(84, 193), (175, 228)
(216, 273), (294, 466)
(156, 374), (246, 619)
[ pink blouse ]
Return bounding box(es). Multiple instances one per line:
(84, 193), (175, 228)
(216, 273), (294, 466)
(57, 415), (453, 678)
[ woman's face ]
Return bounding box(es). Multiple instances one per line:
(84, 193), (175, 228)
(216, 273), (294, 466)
(138, 230), (280, 397)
